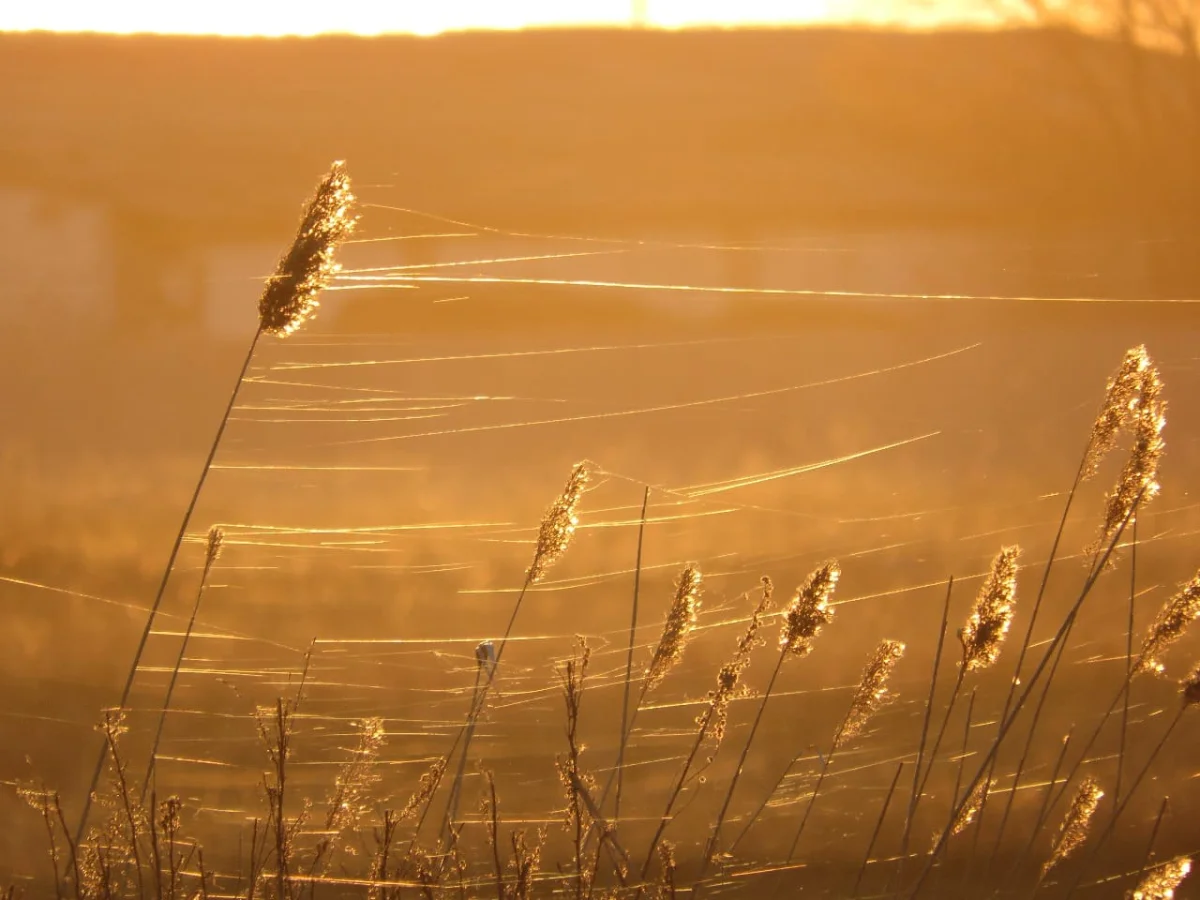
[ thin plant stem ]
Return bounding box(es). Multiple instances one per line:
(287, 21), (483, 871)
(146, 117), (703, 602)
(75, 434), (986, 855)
(614, 487), (651, 824)
(897, 578), (954, 883)
(700, 648), (787, 875)
(931, 688), (976, 896)
(910, 490), (1142, 897)
(1133, 797), (1169, 883)
(998, 725), (1075, 892)
(982, 622), (1073, 880)
(1114, 516), (1138, 811)
(140, 542), (221, 803)
(851, 761), (907, 899)
(75, 325), (263, 849)
(913, 667), (967, 815)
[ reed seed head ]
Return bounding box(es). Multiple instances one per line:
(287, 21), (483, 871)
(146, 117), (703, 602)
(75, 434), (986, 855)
(1130, 856), (1192, 900)
(702, 577), (773, 746)
(259, 161), (357, 337)
(959, 546), (1021, 673)
(1042, 776), (1103, 876)
(932, 778), (991, 850)
(1084, 345), (1152, 480)
(780, 561), (839, 658)
(1135, 574), (1200, 677)
(1094, 360), (1165, 557)
(644, 565), (703, 693)
(527, 462), (589, 584)
(205, 526), (224, 566)
(399, 755), (448, 822)
(838, 639), (905, 749)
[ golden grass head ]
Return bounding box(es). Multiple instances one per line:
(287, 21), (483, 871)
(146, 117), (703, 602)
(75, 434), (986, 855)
(644, 564), (703, 693)
(1130, 856), (1192, 900)
(259, 161), (357, 337)
(1084, 345), (1152, 480)
(932, 777), (991, 850)
(1041, 776), (1103, 877)
(1094, 359), (1165, 557)
(399, 755), (448, 822)
(703, 577), (773, 746)
(205, 526), (224, 566)
(838, 639), (905, 749)
(959, 546), (1021, 673)
(780, 561), (839, 659)
(527, 462), (589, 584)
(1134, 574), (1200, 677)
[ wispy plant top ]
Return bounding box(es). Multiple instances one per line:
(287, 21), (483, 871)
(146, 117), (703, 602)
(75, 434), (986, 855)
(1130, 856), (1192, 900)
(779, 561), (839, 658)
(838, 639), (905, 749)
(1084, 344), (1153, 479)
(259, 161), (357, 337)
(1041, 776), (1103, 876)
(1135, 573), (1200, 677)
(959, 546), (1020, 673)
(527, 463), (589, 584)
(644, 565), (703, 693)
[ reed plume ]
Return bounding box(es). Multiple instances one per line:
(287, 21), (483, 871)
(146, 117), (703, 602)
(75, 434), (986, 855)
(1082, 345), (1152, 479)
(705, 576), (775, 747)
(259, 161), (357, 336)
(555, 637), (597, 900)
(1134, 574), (1200, 676)
(959, 546), (1020, 673)
(644, 565), (703, 693)
(1129, 857), (1192, 900)
(839, 638), (906, 749)
(1094, 358), (1165, 556)
(932, 777), (990, 851)
(402, 757), (448, 823)
(77, 163), (358, 847)
(779, 562), (839, 658)
(1040, 777), (1103, 877)
(527, 462), (589, 584)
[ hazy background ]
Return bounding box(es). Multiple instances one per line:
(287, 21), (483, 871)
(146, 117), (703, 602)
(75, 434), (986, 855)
(1, 20), (1199, 894)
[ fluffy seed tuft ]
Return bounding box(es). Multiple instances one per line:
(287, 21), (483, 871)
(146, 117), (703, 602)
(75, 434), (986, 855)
(839, 639), (905, 749)
(527, 463), (589, 584)
(959, 546), (1021, 673)
(1135, 574), (1200, 677)
(1042, 776), (1103, 876)
(644, 565), (703, 693)
(780, 562), (839, 658)
(259, 161), (357, 337)
(1130, 856), (1192, 900)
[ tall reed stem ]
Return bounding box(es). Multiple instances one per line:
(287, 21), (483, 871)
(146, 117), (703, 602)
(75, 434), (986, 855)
(851, 761), (907, 899)
(614, 487), (650, 823)
(76, 326), (262, 849)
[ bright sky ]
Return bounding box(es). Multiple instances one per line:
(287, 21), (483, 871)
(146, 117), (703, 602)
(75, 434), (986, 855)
(4, 0), (1014, 37)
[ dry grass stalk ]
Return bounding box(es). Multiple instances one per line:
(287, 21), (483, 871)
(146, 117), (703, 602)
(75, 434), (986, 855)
(838, 639), (906, 749)
(1134, 573), (1200, 676)
(655, 842), (677, 900)
(506, 828), (546, 900)
(527, 462), (589, 584)
(704, 576), (775, 746)
(1083, 345), (1153, 479)
(259, 161), (357, 337)
(1129, 856), (1192, 900)
(555, 637), (598, 900)
(779, 562), (839, 659)
(644, 565), (703, 693)
(255, 698), (307, 900)
(1041, 777), (1103, 876)
(309, 718), (386, 880)
(959, 546), (1020, 673)
(400, 756), (448, 823)
(368, 811), (399, 900)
